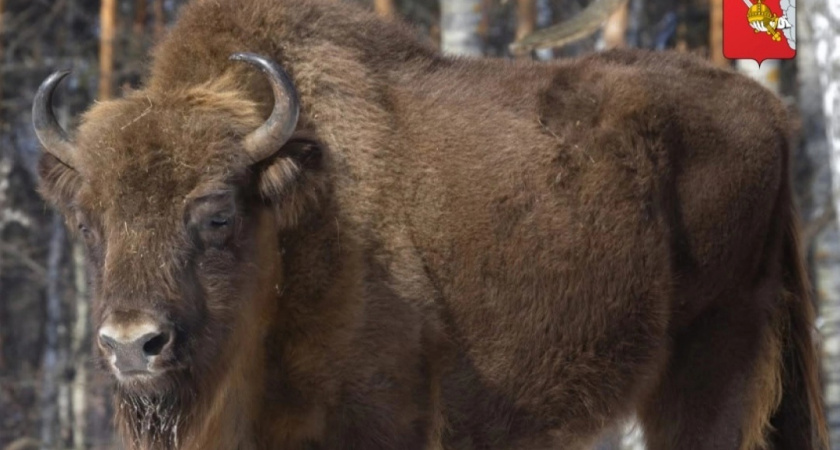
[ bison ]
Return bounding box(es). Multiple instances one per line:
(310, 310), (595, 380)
(33, 0), (826, 448)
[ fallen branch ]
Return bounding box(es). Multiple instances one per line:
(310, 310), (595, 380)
(510, 0), (627, 54)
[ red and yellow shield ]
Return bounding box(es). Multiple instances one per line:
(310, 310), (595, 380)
(723, 0), (796, 64)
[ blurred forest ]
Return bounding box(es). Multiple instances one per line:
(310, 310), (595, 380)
(0, 0), (838, 448)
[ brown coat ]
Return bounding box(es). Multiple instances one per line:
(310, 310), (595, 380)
(36, 0), (826, 448)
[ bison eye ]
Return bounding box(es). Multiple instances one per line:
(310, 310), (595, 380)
(207, 216), (231, 228)
(78, 223), (93, 239)
(198, 214), (235, 247)
(187, 190), (237, 246)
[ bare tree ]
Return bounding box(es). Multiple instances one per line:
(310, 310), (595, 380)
(0, 0), (5, 379)
(70, 242), (88, 450)
(441, 0), (484, 56)
(99, 0), (116, 99)
(734, 59), (781, 93)
(153, 0), (165, 40)
(0, 0), (5, 117)
(533, 0), (553, 60)
(811, 0), (840, 446)
(599, 1), (627, 49)
(39, 214), (66, 450)
(374, 0), (395, 18)
(708, 0), (725, 66)
(516, 0), (535, 42)
(134, 0), (147, 36)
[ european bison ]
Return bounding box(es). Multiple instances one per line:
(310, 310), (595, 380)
(34, 0), (826, 448)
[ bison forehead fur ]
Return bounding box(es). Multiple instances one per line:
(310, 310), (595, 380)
(35, 0), (825, 449)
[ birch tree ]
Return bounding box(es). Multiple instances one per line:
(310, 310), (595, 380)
(534, 0), (553, 60)
(70, 242), (88, 450)
(811, 0), (840, 446)
(0, 0), (5, 115)
(39, 214), (66, 450)
(441, 0), (484, 56)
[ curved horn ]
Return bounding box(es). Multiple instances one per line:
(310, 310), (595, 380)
(32, 70), (77, 168)
(229, 52), (300, 163)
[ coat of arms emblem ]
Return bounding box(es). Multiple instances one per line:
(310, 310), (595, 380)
(723, 0), (796, 64)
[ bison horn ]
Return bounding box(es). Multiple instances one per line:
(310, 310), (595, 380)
(33, 70), (77, 169)
(230, 52), (300, 163)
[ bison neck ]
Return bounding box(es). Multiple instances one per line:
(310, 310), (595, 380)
(182, 348), (265, 450)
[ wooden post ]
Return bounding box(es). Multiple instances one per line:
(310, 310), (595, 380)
(99, 0), (116, 99)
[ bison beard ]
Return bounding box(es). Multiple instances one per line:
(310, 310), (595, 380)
(33, 0), (827, 448)
(117, 385), (189, 450)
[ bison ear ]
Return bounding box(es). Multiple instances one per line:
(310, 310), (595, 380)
(256, 135), (326, 230)
(38, 152), (82, 210)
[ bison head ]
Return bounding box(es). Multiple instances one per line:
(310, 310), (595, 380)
(33, 54), (317, 418)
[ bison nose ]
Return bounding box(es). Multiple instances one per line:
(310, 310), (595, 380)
(98, 315), (174, 376)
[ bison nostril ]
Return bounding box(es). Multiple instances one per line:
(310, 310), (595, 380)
(97, 315), (174, 375)
(99, 334), (117, 350)
(142, 332), (171, 357)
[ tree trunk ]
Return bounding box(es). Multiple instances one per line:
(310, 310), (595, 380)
(0, 0), (5, 117)
(0, 0), (5, 376)
(153, 0), (165, 40)
(599, 2), (628, 49)
(625, 0), (642, 48)
(70, 242), (88, 450)
(99, 0), (116, 99)
(735, 59), (781, 93)
(708, 0), (725, 66)
(134, 0), (147, 36)
(373, 0), (395, 18)
(533, 0), (553, 60)
(515, 0), (536, 59)
(674, 3), (688, 52)
(811, 0), (840, 446)
(440, 0), (484, 56)
(516, 0), (536, 42)
(39, 214), (66, 450)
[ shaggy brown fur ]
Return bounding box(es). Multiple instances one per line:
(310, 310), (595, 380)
(36, 0), (826, 448)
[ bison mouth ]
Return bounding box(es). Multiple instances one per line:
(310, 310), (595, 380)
(109, 361), (188, 398)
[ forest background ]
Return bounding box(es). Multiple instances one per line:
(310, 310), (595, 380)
(0, 0), (838, 448)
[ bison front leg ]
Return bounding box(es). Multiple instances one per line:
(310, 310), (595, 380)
(638, 284), (778, 450)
